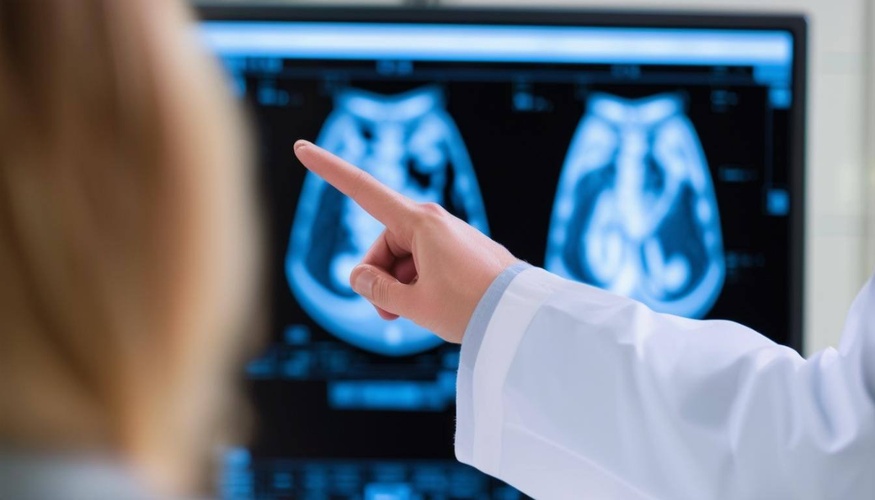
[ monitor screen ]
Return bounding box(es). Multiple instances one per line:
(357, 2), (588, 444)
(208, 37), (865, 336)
(199, 7), (806, 499)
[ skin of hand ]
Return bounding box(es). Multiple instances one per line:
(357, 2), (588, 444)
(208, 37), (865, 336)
(294, 140), (520, 344)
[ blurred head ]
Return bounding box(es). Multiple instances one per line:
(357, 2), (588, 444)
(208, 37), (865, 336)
(0, 0), (260, 494)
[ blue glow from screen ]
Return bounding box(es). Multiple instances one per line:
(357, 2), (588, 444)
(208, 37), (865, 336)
(329, 372), (457, 411)
(767, 188), (791, 216)
(365, 483), (413, 500)
(286, 86), (489, 356)
(545, 92), (726, 318)
(220, 452), (523, 499)
(201, 22), (793, 71)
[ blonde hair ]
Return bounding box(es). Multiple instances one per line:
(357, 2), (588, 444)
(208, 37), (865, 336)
(0, 0), (261, 494)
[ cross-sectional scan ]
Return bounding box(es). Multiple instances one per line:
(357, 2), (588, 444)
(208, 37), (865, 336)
(287, 86), (489, 356)
(545, 92), (725, 318)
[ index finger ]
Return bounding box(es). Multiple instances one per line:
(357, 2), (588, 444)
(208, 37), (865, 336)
(294, 140), (414, 231)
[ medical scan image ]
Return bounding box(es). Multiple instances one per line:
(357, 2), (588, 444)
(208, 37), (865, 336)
(286, 85), (490, 356)
(545, 92), (726, 318)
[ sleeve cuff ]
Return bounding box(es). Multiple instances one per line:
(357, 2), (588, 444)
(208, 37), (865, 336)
(455, 266), (575, 473)
(455, 262), (532, 464)
(461, 262), (533, 370)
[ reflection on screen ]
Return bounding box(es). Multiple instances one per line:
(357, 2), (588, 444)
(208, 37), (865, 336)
(545, 92), (725, 317)
(286, 86), (489, 356)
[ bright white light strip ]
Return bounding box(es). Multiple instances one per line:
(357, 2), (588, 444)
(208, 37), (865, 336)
(201, 22), (793, 67)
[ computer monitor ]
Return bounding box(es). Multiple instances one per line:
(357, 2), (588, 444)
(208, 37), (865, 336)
(197, 5), (806, 499)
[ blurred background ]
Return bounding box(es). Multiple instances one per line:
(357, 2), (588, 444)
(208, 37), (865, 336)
(206, 0), (874, 362)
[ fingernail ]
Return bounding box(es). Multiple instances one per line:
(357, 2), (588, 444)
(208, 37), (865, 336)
(352, 269), (376, 297)
(294, 140), (311, 152)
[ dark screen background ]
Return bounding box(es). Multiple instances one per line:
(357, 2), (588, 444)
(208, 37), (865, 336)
(208, 23), (801, 492)
(236, 59), (794, 461)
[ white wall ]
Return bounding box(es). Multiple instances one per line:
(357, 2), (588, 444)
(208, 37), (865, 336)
(441, 0), (872, 355)
(866, 2), (875, 283)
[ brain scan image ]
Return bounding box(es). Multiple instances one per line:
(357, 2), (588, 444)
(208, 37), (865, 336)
(287, 86), (489, 356)
(545, 92), (725, 318)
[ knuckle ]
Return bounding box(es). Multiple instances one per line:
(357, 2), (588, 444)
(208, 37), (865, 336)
(420, 202), (445, 215)
(348, 168), (368, 199)
(415, 202), (448, 226)
(372, 278), (392, 307)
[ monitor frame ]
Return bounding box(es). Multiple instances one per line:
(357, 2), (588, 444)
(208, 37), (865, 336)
(196, 3), (808, 352)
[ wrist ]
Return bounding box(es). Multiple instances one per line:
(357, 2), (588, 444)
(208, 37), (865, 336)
(460, 262), (532, 345)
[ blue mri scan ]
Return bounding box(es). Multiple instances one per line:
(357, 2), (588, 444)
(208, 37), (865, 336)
(545, 92), (725, 318)
(287, 86), (489, 356)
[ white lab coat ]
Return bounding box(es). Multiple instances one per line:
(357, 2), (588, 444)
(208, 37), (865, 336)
(455, 265), (875, 499)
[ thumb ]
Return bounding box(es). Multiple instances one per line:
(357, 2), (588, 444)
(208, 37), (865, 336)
(350, 264), (412, 316)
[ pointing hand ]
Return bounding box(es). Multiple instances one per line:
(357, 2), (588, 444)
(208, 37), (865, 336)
(294, 140), (519, 343)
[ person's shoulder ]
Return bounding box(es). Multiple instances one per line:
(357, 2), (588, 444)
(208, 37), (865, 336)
(0, 452), (155, 500)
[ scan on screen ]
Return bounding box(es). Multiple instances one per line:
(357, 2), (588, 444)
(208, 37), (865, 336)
(545, 92), (725, 318)
(287, 86), (489, 356)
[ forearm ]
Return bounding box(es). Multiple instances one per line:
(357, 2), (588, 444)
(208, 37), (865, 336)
(456, 267), (875, 499)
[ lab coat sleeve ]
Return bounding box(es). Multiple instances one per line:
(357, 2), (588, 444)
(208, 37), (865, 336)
(455, 266), (875, 500)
